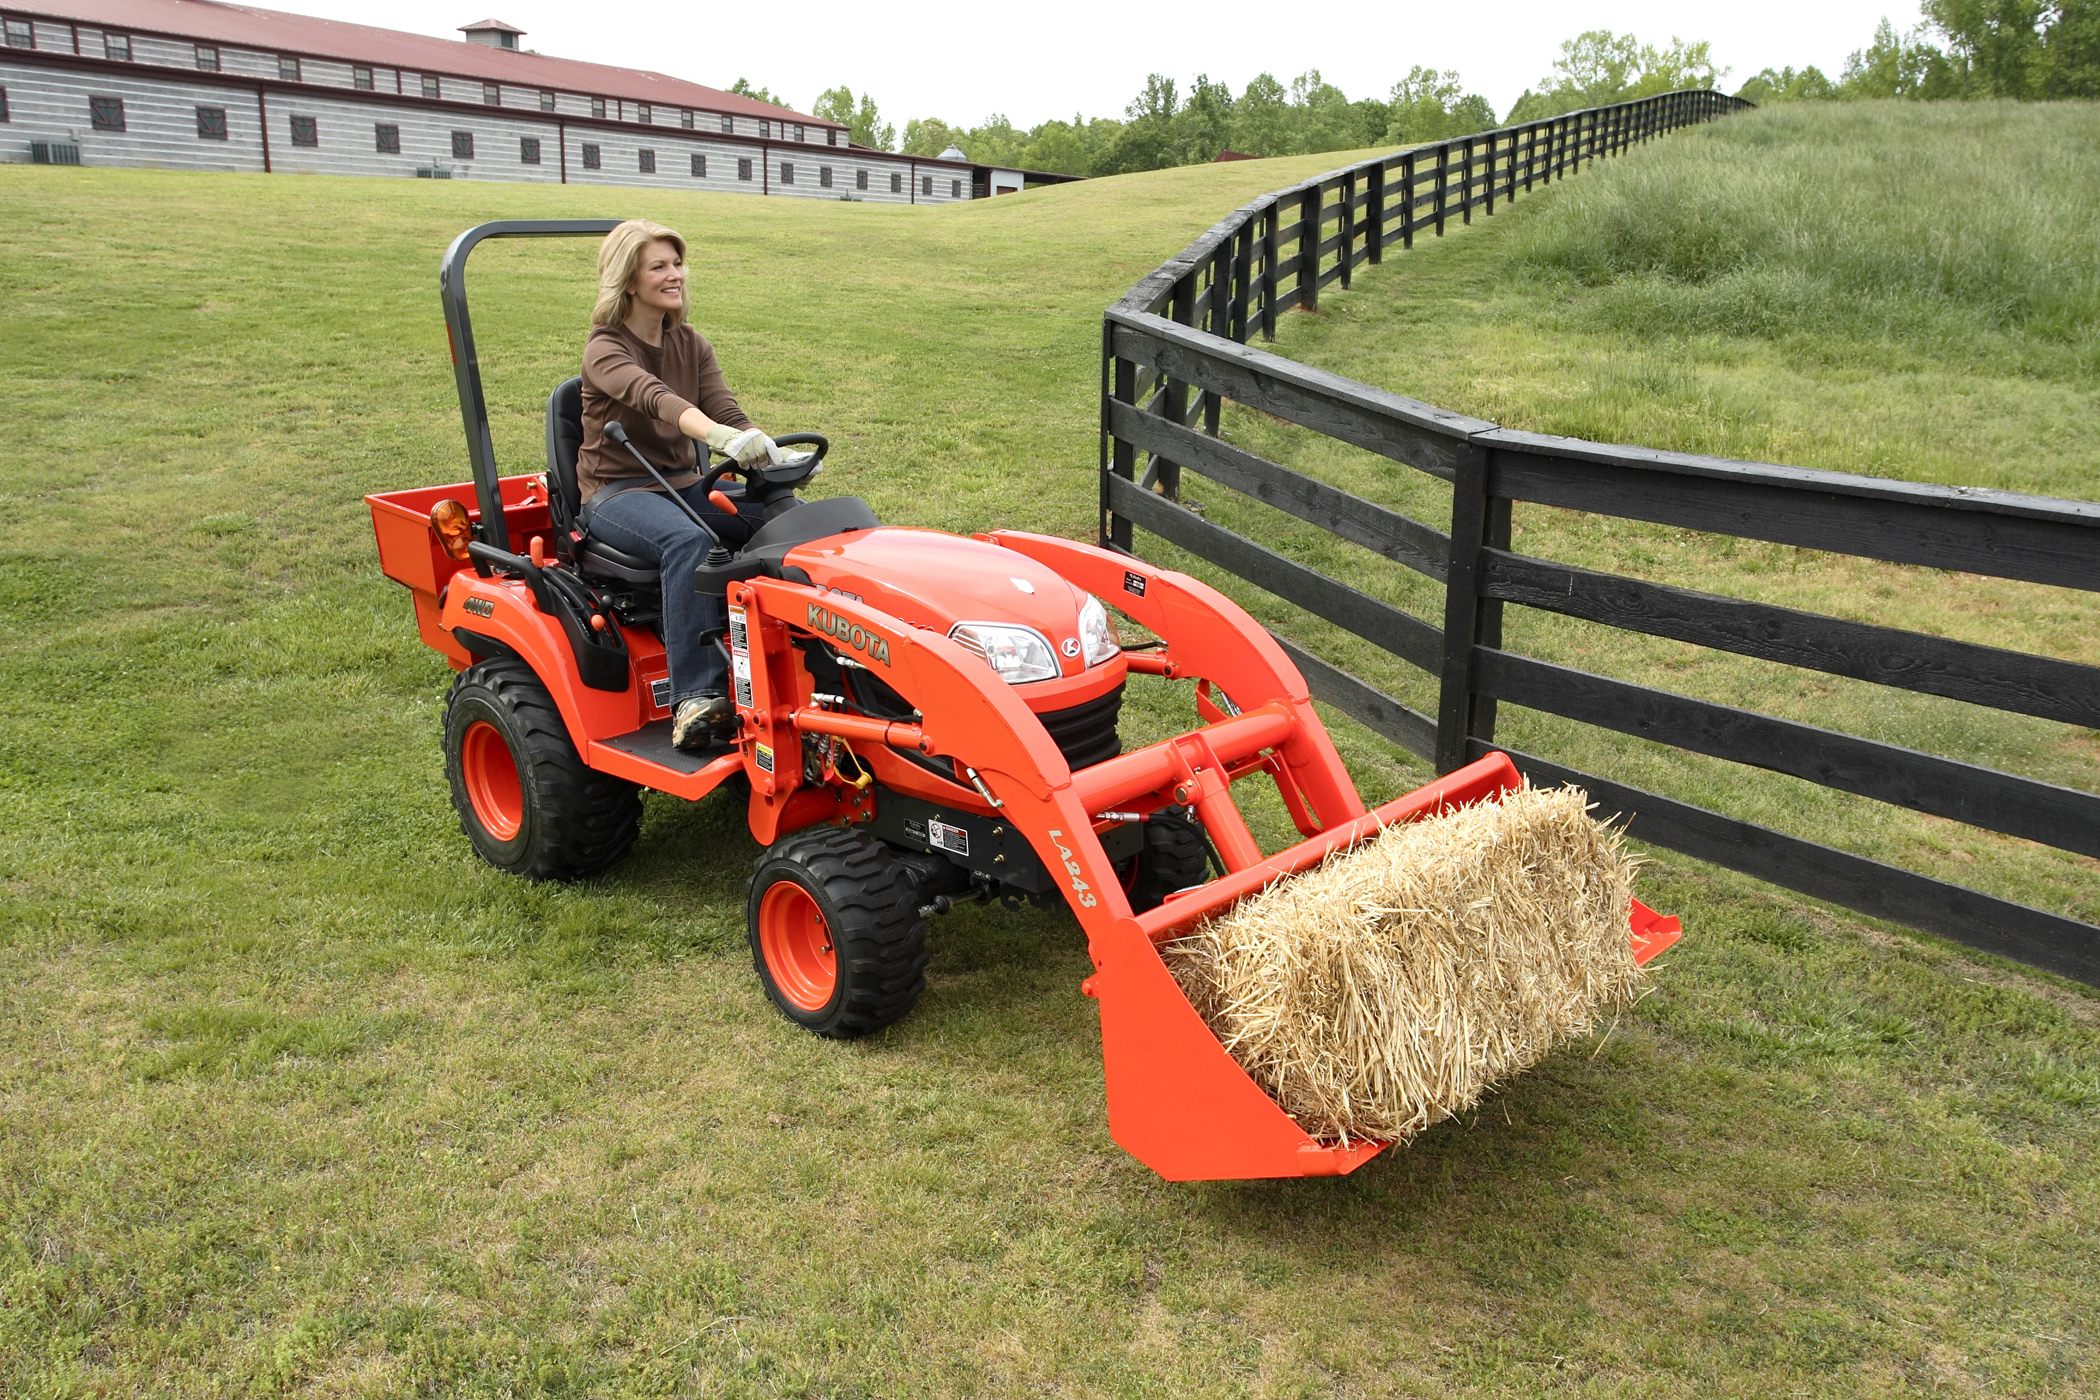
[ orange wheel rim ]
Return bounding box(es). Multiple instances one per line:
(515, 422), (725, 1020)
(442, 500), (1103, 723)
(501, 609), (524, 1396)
(759, 881), (837, 1012)
(461, 720), (524, 841)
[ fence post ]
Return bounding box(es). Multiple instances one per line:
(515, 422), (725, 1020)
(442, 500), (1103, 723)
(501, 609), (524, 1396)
(1434, 143), (1449, 236)
(1365, 159), (1384, 266)
(1434, 442), (1509, 774)
(1259, 203), (1279, 339)
(1231, 223), (1253, 342)
(1101, 323), (1135, 551)
(1483, 131), (1496, 217)
(1299, 185), (1321, 313)
(1338, 170), (1355, 289)
(1149, 273), (1196, 499)
(1401, 152), (1416, 249)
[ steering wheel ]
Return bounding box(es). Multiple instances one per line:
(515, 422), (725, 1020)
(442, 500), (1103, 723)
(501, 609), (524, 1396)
(700, 432), (829, 501)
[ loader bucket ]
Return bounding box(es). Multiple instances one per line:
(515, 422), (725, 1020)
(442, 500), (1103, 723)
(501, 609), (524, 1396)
(1084, 752), (1538, 1179)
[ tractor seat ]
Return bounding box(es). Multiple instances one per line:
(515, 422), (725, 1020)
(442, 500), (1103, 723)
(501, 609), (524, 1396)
(548, 376), (723, 586)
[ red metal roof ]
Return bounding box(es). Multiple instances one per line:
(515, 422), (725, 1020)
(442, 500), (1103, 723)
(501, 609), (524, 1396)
(14, 0), (838, 126)
(457, 17), (521, 32)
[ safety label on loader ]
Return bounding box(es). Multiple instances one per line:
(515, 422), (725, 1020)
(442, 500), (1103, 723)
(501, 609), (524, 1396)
(732, 655), (753, 708)
(728, 607), (748, 656)
(927, 818), (969, 857)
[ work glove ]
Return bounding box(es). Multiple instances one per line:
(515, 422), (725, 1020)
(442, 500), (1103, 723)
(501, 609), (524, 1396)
(703, 422), (780, 467)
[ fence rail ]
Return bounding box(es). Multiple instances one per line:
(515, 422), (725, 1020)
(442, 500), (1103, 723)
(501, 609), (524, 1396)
(1098, 89), (2100, 988)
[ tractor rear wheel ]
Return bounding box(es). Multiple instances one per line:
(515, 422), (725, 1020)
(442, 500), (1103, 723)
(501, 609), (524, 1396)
(1126, 810), (1211, 912)
(748, 828), (929, 1038)
(442, 659), (641, 880)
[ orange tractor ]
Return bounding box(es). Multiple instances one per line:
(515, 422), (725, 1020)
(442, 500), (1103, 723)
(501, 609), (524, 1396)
(370, 221), (1679, 1181)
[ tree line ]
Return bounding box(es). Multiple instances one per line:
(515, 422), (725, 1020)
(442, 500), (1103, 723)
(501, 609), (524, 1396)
(743, 7), (2096, 178)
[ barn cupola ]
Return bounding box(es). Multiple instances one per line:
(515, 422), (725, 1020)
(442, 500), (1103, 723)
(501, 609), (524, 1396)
(458, 18), (526, 49)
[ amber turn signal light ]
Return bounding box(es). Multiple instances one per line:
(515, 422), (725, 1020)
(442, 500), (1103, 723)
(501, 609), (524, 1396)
(430, 499), (475, 562)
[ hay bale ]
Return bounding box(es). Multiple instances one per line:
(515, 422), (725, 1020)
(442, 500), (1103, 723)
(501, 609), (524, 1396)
(1161, 783), (1648, 1145)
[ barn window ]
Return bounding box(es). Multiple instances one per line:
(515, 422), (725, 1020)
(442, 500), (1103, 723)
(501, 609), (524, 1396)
(951, 179), (961, 198)
(590, 97), (605, 118)
(195, 106), (227, 140)
(827, 129), (837, 146)
(278, 55), (300, 82)
(353, 66), (373, 91)
(793, 123), (804, 142)
(737, 157), (751, 181)
(539, 89), (555, 112)
(637, 103), (650, 124)
(374, 123), (400, 153)
(194, 44), (217, 70)
(819, 165), (831, 188)
(103, 32), (129, 61)
(90, 95), (125, 131)
(520, 136), (540, 164)
(421, 74), (440, 99)
(581, 143), (600, 170)
(289, 116), (317, 146)
(719, 114), (732, 134)
(855, 169), (867, 190)
(690, 152), (705, 177)
(891, 172), (901, 193)
(921, 175), (932, 196)
(0, 86), (8, 121)
(638, 148), (655, 173)
(780, 162), (793, 184)
(483, 82), (499, 106)
(680, 109), (692, 129)
(4, 19), (32, 48)
(451, 130), (474, 159)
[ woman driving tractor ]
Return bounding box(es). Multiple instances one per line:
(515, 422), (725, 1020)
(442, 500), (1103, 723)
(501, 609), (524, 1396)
(576, 218), (778, 751)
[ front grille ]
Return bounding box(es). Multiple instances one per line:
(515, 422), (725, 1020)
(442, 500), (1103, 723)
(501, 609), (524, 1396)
(1037, 683), (1123, 771)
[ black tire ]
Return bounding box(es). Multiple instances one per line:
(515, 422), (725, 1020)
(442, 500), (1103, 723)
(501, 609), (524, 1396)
(1126, 810), (1211, 912)
(747, 827), (929, 1039)
(442, 659), (642, 881)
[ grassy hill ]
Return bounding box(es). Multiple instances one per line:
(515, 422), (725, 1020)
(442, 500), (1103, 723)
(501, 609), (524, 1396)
(2, 109), (2096, 1397)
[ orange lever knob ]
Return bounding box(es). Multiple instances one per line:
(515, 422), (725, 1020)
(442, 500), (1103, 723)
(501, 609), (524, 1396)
(708, 490), (738, 515)
(590, 614), (607, 632)
(529, 535), (547, 567)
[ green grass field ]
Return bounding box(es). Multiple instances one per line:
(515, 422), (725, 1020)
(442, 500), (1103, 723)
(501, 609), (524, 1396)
(2, 103), (2096, 1398)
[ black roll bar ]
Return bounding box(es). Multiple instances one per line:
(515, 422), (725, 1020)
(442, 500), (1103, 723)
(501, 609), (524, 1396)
(438, 219), (622, 553)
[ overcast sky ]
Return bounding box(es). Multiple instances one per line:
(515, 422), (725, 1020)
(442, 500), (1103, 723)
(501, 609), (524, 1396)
(279, 0), (1928, 129)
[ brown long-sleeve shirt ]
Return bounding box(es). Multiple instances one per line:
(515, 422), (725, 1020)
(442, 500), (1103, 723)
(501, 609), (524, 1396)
(577, 320), (752, 503)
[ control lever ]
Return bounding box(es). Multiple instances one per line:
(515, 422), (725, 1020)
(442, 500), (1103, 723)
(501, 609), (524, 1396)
(603, 422), (732, 565)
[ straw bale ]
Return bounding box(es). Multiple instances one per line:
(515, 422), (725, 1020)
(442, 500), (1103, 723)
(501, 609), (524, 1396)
(1162, 783), (1648, 1145)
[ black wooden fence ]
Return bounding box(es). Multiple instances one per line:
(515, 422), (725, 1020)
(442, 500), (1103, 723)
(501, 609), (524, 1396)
(1098, 89), (2100, 987)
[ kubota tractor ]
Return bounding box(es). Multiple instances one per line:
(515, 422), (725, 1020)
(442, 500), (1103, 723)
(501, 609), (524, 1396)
(369, 221), (1679, 1181)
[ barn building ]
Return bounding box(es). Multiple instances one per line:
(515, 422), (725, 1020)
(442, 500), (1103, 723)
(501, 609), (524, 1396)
(0, 0), (1040, 201)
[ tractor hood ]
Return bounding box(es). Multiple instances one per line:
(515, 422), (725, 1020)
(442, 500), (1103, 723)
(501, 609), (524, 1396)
(784, 527), (1122, 691)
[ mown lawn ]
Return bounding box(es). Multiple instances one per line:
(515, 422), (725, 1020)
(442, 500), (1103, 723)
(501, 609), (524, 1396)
(2, 106), (2095, 1398)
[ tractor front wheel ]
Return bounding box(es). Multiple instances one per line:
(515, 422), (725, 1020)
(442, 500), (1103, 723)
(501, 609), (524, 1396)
(442, 659), (641, 880)
(1126, 810), (1211, 912)
(748, 828), (929, 1038)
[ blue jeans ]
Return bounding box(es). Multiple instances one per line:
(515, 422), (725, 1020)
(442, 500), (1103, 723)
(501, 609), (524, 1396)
(585, 483), (764, 705)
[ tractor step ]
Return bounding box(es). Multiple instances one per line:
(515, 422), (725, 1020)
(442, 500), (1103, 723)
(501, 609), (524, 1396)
(589, 720), (744, 798)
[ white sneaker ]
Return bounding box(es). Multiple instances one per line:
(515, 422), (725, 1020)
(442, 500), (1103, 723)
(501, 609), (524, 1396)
(672, 695), (734, 752)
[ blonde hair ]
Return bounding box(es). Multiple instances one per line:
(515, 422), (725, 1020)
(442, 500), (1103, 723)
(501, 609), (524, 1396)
(591, 219), (688, 329)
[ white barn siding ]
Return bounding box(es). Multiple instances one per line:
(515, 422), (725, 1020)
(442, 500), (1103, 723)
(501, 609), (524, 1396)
(129, 34), (196, 69)
(218, 46), (276, 81)
(31, 20), (74, 51)
(268, 92), (553, 182)
(0, 59), (265, 172)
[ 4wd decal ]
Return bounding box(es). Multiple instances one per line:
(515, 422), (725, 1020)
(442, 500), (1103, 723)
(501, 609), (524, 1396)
(1043, 829), (1098, 909)
(462, 596), (495, 618)
(805, 604), (892, 666)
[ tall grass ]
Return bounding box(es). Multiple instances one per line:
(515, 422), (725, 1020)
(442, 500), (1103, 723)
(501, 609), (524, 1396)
(1506, 101), (2100, 362)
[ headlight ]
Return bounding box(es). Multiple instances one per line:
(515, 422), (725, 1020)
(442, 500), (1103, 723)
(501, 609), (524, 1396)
(1077, 593), (1120, 667)
(948, 622), (1059, 684)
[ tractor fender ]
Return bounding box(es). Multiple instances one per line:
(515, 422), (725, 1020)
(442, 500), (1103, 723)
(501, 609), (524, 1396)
(437, 573), (649, 744)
